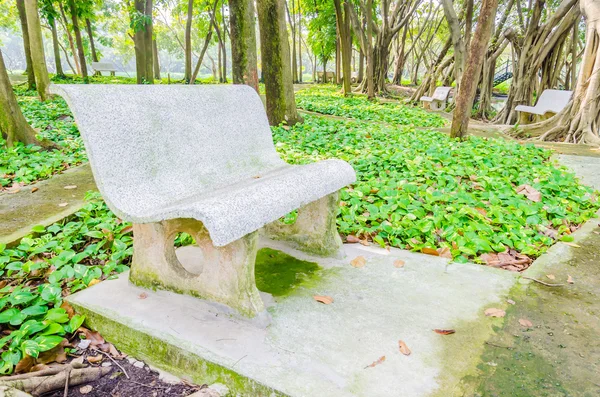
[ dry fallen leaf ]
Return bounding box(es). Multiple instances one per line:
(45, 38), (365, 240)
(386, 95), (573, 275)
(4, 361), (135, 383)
(359, 239), (370, 246)
(346, 235), (360, 243)
(313, 295), (334, 305)
(516, 184), (542, 202)
(433, 329), (456, 335)
(507, 299), (516, 305)
(546, 274), (556, 280)
(121, 225), (134, 234)
(398, 340), (411, 356)
(61, 301), (76, 319)
(350, 256), (366, 268)
(139, 292), (148, 299)
(393, 259), (405, 268)
(64, 185), (78, 190)
(567, 275), (574, 284)
(80, 385), (94, 394)
(87, 354), (103, 364)
(437, 247), (452, 259)
(58, 202), (69, 207)
(31, 187), (39, 193)
(563, 242), (581, 248)
(88, 279), (101, 287)
(421, 247), (439, 256)
(365, 356), (386, 368)
(518, 318), (533, 327)
(79, 328), (105, 347)
(484, 308), (506, 318)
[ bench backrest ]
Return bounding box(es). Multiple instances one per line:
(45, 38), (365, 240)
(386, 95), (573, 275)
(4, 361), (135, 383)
(91, 62), (116, 71)
(49, 84), (284, 218)
(535, 89), (572, 113)
(432, 87), (452, 101)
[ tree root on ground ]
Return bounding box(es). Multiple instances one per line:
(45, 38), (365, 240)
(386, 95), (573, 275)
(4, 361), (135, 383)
(0, 365), (111, 396)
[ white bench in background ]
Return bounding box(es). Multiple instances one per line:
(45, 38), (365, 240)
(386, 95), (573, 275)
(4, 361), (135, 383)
(91, 62), (117, 76)
(515, 89), (572, 117)
(420, 87), (452, 111)
(49, 84), (356, 317)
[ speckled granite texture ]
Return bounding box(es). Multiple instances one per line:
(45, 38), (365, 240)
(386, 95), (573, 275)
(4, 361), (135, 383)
(50, 84), (356, 246)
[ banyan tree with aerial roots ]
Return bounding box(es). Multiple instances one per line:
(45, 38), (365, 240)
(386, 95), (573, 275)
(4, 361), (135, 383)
(516, 0), (600, 144)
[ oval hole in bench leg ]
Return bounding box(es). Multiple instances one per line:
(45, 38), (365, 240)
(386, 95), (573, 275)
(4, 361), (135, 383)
(172, 231), (205, 276)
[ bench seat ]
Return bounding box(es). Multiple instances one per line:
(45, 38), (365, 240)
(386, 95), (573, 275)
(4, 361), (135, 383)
(127, 159), (354, 247)
(515, 89), (572, 116)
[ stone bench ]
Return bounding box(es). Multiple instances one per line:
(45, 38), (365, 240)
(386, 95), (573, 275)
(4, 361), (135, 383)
(49, 84), (356, 317)
(91, 62), (117, 76)
(515, 89), (572, 116)
(420, 86), (452, 111)
(317, 71), (336, 83)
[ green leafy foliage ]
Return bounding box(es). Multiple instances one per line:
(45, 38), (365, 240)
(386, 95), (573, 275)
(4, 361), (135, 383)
(0, 193), (132, 374)
(296, 85), (447, 128)
(0, 87), (86, 190)
(272, 114), (599, 262)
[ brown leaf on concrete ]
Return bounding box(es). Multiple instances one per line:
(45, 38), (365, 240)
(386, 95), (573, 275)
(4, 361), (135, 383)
(484, 308), (506, 318)
(393, 259), (405, 268)
(546, 274), (556, 280)
(563, 242), (581, 248)
(398, 340), (411, 356)
(437, 247), (452, 259)
(516, 184), (542, 202)
(313, 295), (334, 305)
(58, 202), (69, 207)
(518, 318), (533, 327)
(359, 239), (370, 246)
(139, 292), (148, 299)
(567, 275), (574, 284)
(346, 235), (360, 243)
(350, 256), (366, 268)
(365, 356), (386, 368)
(433, 329), (456, 335)
(31, 187), (39, 193)
(87, 279), (100, 287)
(64, 185), (78, 190)
(421, 247), (439, 256)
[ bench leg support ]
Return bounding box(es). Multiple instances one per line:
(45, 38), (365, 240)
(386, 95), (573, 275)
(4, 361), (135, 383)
(130, 219), (264, 317)
(264, 192), (343, 257)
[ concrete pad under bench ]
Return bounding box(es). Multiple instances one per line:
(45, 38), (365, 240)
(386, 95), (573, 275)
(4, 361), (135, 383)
(68, 241), (516, 397)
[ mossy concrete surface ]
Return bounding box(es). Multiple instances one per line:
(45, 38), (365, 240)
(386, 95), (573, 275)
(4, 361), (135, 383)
(0, 164), (96, 245)
(67, 239), (516, 396)
(460, 216), (600, 396)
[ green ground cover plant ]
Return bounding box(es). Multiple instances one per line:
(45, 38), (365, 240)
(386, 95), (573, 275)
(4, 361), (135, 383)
(0, 193), (131, 374)
(272, 115), (599, 263)
(295, 85), (447, 128)
(0, 86), (86, 191)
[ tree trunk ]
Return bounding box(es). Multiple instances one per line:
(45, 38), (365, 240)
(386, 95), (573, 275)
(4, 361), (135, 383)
(230, 0), (259, 92)
(288, 0), (298, 83)
(58, 2), (80, 75)
(441, 0), (466, 90)
(450, 0), (498, 139)
(0, 50), (51, 148)
(184, 0), (193, 82)
(392, 24), (409, 85)
(85, 19), (99, 63)
(358, 49), (364, 83)
(16, 0), (35, 90)
(365, 0), (374, 99)
(49, 17), (65, 78)
(67, 0), (88, 83)
(133, 0), (154, 84)
(256, 0), (300, 125)
(221, 0), (228, 82)
(334, 0), (352, 95)
(153, 38), (161, 80)
(24, 0), (50, 100)
(298, 2), (302, 82)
